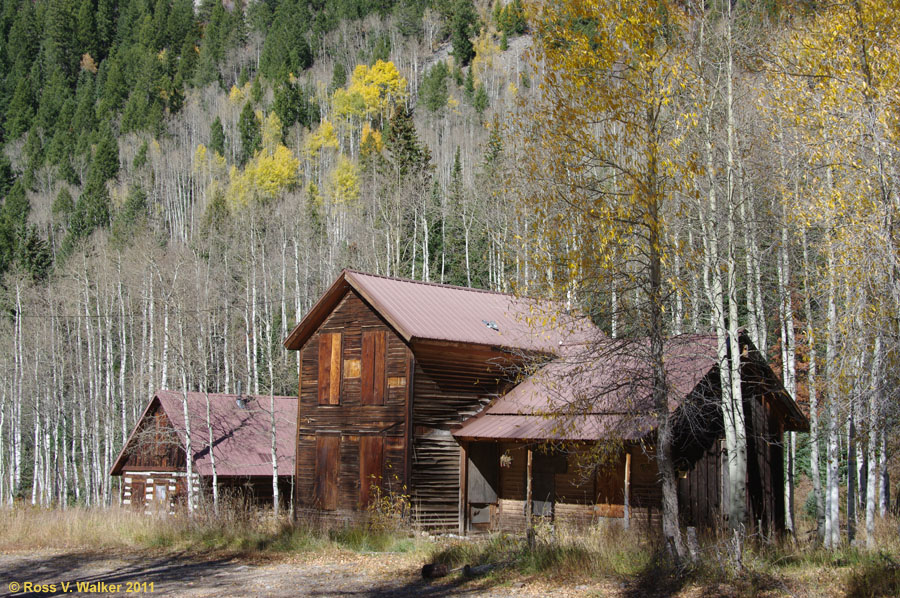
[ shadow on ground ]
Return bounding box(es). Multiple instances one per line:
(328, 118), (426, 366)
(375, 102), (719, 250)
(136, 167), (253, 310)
(0, 551), (237, 598)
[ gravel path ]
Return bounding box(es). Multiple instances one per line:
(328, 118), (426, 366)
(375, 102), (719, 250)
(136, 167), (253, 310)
(0, 550), (614, 598)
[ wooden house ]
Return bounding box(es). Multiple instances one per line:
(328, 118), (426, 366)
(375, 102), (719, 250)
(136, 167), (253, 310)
(282, 269), (594, 529)
(283, 270), (807, 534)
(110, 390), (296, 513)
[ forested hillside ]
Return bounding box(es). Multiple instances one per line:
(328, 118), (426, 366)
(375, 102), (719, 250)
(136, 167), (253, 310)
(0, 0), (898, 552)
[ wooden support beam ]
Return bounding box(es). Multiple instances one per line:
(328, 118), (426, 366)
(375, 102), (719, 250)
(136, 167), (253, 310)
(624, 450), (632, 530)
(459, 441), (468, 535)
(526, 447), (534, 546)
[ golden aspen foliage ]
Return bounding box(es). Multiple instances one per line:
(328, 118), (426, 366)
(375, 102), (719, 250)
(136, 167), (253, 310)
(228, 83), (249, 105)
(360, 123), (383, 156)
(346, 60), (408, 118)
(770, 0), (900, 331)
(304, 120), (339, 158)
(471, 29), (499, 84)
(327, 155), (361, 205)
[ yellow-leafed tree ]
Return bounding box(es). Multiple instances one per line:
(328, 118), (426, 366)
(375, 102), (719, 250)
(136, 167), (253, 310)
(517, 0), (693, 560)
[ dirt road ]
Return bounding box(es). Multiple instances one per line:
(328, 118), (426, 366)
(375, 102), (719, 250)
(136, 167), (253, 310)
(0, 550), (608, 598)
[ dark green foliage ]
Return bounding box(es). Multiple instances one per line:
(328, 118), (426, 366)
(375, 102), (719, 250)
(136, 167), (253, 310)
(421, 61), (449, 113)
(238, 101), (260, 165)
(495, 0), (526, 37)
(18, 225), (52, 280)
(0, 154), (15, 199)
(392, 0), (424, 37)
(449, 0), (477, 66)
(250, 76), (262, 103)
(463, 67), (474, 98)
(91, 125), (120, 183)
(111, 184), (147, 244)
(209, 117), (225, 157)
(0, 180), (29, 274)
(52, 187), (74, 224)
(473, 83), (488, 114)
(273, 79), (320, 137)
(499, 31), (508, 50)
(383, 104), (431, 180)
(6, 75), (35, 139)
(75, 0), (97, 60)
(134, 140), (149, 169)
(370, 34), (391, 63)
(259, 0), (313, 81)
(202, 185), (228, 233)
(331, 62), (347, 92)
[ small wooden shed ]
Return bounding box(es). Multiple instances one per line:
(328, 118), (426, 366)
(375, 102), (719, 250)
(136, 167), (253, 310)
(452, 333), (809, 533)
(110, 390), (296, 513)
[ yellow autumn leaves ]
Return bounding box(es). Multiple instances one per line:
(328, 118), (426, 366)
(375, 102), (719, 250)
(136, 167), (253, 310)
(194, 60), (405, 212)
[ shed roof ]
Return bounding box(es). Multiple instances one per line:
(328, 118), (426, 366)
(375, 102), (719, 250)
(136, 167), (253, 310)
(111, 390), (296, 477)
(453, 335), (719, 442)
(453, 333), (809, 442)
(283, 269), (599, 354)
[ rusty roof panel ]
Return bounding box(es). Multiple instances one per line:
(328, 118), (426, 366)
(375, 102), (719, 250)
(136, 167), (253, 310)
(142, 390), (295, 477)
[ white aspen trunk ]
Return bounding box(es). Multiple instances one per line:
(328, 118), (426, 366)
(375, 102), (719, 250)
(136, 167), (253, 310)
(118, 268), (128, 443)
(423, 214), (430, 282)
(179, 320), (195, 516)
(825, 245), (840, 549)
(0, 387), (6, 504)
(802, 230), (825, 537)
(13, 283), (23, 499)
(251, 230), (260, 395)
(162, 302), (170, 389)
(879, 430), (888, 517)
(205, 391), (218, 516)
(866, 335), (882, 548)
(724, 3), (747, 532)
(149, 272), (156, 398)
(777, 176), (797, 534)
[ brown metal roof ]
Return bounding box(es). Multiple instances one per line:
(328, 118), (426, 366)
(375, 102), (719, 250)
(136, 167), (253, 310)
(453, 332), (809, 441)
(453, 335), (720, 442)
(111, 390), (296, 477)
(283, 269), (600, 354)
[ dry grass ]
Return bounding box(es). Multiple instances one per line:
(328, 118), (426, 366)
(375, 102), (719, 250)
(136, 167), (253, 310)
(0, 505), (429, 558)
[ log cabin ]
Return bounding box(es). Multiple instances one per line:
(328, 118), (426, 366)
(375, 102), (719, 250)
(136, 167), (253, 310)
(283, 269), (808, 534)
(110, 390), (296, 513)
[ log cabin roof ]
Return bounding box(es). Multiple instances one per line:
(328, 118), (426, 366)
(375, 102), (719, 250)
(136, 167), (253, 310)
(111, 390), (296, 477)
(283, 269), (600, 354)
(453, 333), (809, 442)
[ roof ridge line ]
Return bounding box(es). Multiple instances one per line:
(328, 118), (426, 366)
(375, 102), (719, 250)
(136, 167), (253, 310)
(343, 268), (523, 299)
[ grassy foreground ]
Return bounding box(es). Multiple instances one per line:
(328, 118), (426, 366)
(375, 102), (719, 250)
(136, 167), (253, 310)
(2, 506), (900, 597)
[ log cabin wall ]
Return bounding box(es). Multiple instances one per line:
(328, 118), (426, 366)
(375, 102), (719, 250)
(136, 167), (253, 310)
(121, 471), (197, 514)
(678, 440), (724, 528)
(410, 343), (515, 530)
(295, 290), (411, 518)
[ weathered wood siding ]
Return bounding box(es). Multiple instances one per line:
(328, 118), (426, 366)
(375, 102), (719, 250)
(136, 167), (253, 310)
(116, 401), (186, 472)
(486, 442), (658, 531)
(410, 343), (514, 530)
(295, 291), (410, 516)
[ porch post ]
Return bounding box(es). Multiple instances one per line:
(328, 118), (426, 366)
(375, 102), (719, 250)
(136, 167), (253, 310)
(459, 441), (467, 535)
(624, 450), (632, 530)
(526, 447), (534, 545)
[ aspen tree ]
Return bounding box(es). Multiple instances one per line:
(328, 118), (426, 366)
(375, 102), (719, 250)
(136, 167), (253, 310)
(518, 0), (693, 560)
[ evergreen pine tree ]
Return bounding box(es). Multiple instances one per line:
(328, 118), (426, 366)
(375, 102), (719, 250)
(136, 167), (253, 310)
(238, 101), (260, 165)
(210, 116), (226, 157)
